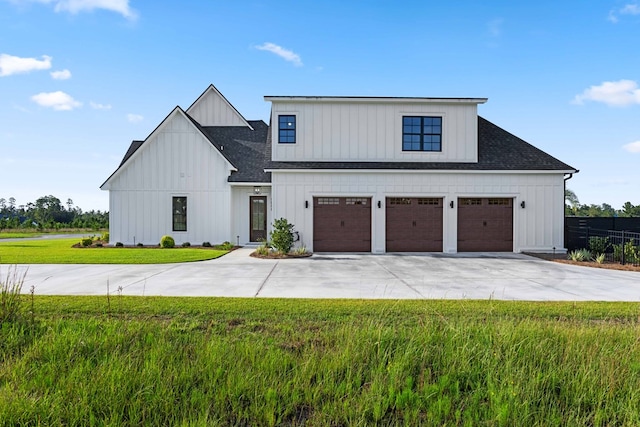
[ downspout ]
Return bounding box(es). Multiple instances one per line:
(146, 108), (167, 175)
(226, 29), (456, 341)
(564, 171), (578, 252)
(564, 171), (577, 210)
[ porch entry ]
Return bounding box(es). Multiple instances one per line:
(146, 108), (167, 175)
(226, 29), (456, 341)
(250, 196), (267, 242)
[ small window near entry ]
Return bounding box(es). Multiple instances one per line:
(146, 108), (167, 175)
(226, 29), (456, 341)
(402, 116), (442, 152)
(173, 197), (187, 231)
(278, 115), (296, 143)
(460, 198), (482, 206)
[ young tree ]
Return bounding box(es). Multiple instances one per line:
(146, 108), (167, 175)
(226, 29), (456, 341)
(565, 188), (580, 216)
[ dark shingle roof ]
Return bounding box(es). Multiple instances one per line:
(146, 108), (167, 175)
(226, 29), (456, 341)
(266, 117), (577, 172)
(107, 114), (575, 190)
(198, 121), (270, 183)
(119, 140), (143, 167)
(104, 111), (270, 187)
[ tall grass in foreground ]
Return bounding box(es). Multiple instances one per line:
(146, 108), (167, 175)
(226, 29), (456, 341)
(1, 297), (640, 426)
(0, 265), (26, 323)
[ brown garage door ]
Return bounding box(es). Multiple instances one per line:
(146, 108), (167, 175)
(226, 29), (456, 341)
(313, 197), (371, 252)
(386, 197), (443, 252)
(457, 198), (513, 252)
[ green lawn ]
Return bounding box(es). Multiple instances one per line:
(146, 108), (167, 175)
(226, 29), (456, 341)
(0, 232), (44, 239)
(2, 297), (640, 426)
(0, 238), (227, 264)
(0, 229), (104, 239)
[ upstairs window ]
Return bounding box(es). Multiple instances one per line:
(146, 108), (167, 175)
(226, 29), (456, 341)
(402, 116), (442, 152)
(278, 115), (296, 143)
(172, 196), (187, 231)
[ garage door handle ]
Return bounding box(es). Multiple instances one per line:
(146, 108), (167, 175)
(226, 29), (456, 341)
(341, 220), (345, 227)
(483, 221), (487, 226)
(412, 221), (416, 227)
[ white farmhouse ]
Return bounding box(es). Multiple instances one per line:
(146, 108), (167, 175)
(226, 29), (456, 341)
(101, 84), (577, 253)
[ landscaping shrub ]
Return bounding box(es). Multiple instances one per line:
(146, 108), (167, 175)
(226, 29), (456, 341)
(160, 235), (175, 248)
(255, 243), (270, 256)
(137, 243), (144, 247)
(181, 242), (191, 247)
(202, 241), (212, 247)
(95, 243), (103, 247)
(588, 236), (610, 255)
(115, 242), (124, 247)
(613, 240), (640, 263)
(101, 232), (110, 243)
(568, 248), (591, 262)
(270, 218), (294, 254)
(81, 238), (93, 247)
(217, 241), (233, 251)
(292, 245), (309, 255)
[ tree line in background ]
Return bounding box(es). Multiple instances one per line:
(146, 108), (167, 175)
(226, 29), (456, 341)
(0, 195), (108, 230)
(565, 189), (640, 217)
(1, 191), (636, 231)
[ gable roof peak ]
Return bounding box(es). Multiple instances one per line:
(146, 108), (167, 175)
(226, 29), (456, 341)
(186, 84), (253, 130)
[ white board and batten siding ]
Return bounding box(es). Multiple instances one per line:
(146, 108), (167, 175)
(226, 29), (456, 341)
(187, 85), (252, 128)
(105, 110), (235, 245)
(268, 98), (484, 163)
(271, 171), (566, 253)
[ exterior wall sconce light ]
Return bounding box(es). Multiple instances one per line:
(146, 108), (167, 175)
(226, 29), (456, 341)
(253, 186), (261, 195)
(377, 200), (382, 208)
(305, 200), (309, 209)
(450, 201), (454, 208)
(520, 201), (526, 209)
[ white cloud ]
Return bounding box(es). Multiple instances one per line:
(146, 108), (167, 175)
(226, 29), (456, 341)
(50, 69), (71, 80)
(10, 0), (137, 20)
(90, 101), (111, 110)
(622, 141), (640, 153)
(608, 3), (640, 23)
(255, 42), (303, 67)
(0, 54), (52, 76)
(572, 79), (640, 107)
(31, 91), (82, 110)
(127, 113), (143, 123)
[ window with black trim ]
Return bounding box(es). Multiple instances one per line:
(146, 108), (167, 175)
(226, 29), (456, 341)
(402, 116), (442, 151)
(278, 115), (296, 143)
(172, 197), (187, 231)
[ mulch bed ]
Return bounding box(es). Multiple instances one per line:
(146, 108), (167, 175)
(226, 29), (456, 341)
(525, 252), (640, 272)
(250, 251), (313, 259)
(72, 241), (237, 250)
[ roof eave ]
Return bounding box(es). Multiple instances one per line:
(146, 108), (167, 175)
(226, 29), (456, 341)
(264, 96), (487, 105)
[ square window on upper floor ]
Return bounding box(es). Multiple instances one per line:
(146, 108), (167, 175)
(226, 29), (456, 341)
(278, 115), (296, 143)
(402, 116), (442, 152)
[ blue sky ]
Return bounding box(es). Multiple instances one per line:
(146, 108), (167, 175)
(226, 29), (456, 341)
(1, 0), (639, 212)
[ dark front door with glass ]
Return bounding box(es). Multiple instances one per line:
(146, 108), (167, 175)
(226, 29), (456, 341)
(250, 196), (267, 242)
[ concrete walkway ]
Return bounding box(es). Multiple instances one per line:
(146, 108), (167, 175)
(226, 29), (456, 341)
(10, 248), (640, 301)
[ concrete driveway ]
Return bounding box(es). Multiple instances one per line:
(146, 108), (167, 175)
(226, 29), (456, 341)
(10, 248), (640, 301)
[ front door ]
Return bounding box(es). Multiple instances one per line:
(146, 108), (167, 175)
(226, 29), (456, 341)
(250, 196), (267, 242)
